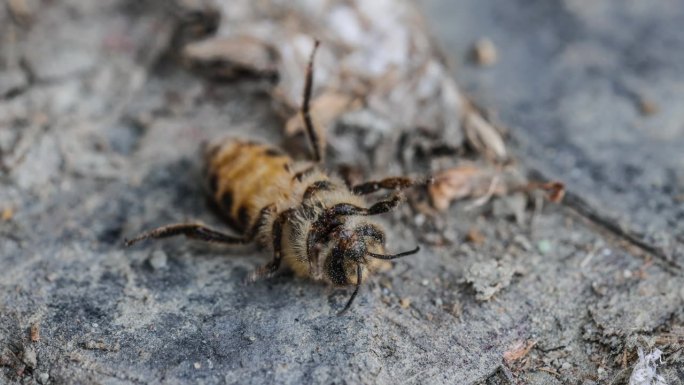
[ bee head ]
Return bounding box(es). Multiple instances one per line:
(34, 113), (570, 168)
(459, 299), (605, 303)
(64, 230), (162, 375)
(322, 221), (418, 286)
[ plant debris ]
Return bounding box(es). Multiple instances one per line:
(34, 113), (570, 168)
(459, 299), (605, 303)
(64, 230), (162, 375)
(463, 108), (507, 161)
(428, 164), (502, 211)
(629, 348), (667, 385)
(503, 340), (537, 363)
(182, 36), (278, 80)
(638, 97), (659, 117)
(428, 164), (564, 211)
(463, 259), (519, 301)
(30, 323), (40, 342)
(1, 207), (13, 221)
(175, 0), (477, 165)
(471, 37), (498, 66)
(81, 340), (120, 352)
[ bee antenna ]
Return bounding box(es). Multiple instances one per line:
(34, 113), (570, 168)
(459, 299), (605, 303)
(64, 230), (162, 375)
(337, 263), (363, 316)
(367, 246), (420, 260)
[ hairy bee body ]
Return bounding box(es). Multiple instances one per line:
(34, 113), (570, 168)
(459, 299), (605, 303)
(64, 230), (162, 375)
(125, 40), (419, 314)
(205, 138), (388, 284)
(206, 139), (292, 232)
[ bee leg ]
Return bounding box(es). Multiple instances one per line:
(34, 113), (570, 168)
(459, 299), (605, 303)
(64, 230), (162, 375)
(243, 204), (275, 241)
(125, 205), (275, 247)
(124, 223), (246, 247)
(351, 177), (414, 195)
(292, 165), (315, 182)
(325, 195), (403, 218)
(366, 194), (405, 215)
(337, 263), (363, 316)
(247, 208), (295, 282)
(301, 39), (324, 163)
(302, 180), (334, 202)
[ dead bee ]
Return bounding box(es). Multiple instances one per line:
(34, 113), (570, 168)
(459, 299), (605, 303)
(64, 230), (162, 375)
(125, 40), (420, 315)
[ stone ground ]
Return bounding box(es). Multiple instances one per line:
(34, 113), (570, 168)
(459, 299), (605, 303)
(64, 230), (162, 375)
(1, 0), (683, 384)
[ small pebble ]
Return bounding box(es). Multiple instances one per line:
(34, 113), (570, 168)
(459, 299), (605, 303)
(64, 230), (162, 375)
(638, 98), (658, 116)
(23, 346), (37, 368)
(623, 269), (632, 279)
(561, 362), (572, 370)
(194, 362), (201, 369)
(38, 372), (49, 384)
(472, 37), (497, 66)
(513, 235), (532, 251)
(399, 298), (411, 309)
(149, 250), (168, 270)
(537, 240), (552, 254)
(434, 298), (443, 307)
(421, 279), (429, 286)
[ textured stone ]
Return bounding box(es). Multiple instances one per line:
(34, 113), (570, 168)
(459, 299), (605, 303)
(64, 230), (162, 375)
(1, 0), (683, 384)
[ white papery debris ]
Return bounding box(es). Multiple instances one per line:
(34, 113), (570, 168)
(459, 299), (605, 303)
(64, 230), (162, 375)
(182, 0), (473, 154)
(629, 348), (668, 385)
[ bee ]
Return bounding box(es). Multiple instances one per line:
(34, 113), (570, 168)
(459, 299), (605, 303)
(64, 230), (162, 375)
(125, 40), (420, 315)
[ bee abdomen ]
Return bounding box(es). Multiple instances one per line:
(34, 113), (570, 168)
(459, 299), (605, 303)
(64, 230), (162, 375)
(205, 139), (293, 232)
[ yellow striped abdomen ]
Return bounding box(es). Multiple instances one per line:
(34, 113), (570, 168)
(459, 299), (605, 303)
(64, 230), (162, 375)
(205, 139), (294, 232)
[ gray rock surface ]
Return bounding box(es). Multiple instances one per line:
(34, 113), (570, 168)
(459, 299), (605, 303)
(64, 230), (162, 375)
(423, 0), (684, 267)
(1, 1), (683, 384)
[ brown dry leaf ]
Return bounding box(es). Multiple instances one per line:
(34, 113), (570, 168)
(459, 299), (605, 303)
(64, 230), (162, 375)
(30, 323), (40, 342)
(182, 0), (473, 163)
(8, 0), (35, 23)
(503, 340), (537, 363)
(522, 181), (565, 203)
(466, 228), (485, 244)
(429, 165), (502, 211)
(464, 110), (507, 161)
(654, 326), (684, 345)
(284, 91), (361, 136)
(1, 207), (13, 221)
(638, 97), (659, 116)
(182, 36), (277, 79)
(539, 182), (565, 203)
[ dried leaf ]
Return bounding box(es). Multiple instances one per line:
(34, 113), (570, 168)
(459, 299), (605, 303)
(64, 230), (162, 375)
(638, 97), (658, 116)
(521, 181), (566, 203)
(30, 323), (40, 342)
(182, 36), (277, 79)
(464, 111), (507, 161)
(654, 326), (684, 345)
(188, 0), (472, 166)
(428, 165), (501, 211)
(503, 340), (536, 363)
(539, 182), (565, 203)
(466, 228), (485, 244)
(284, 92), (360, 136)
(1, 207), (13, 221)
(8, 0), (35, 24)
